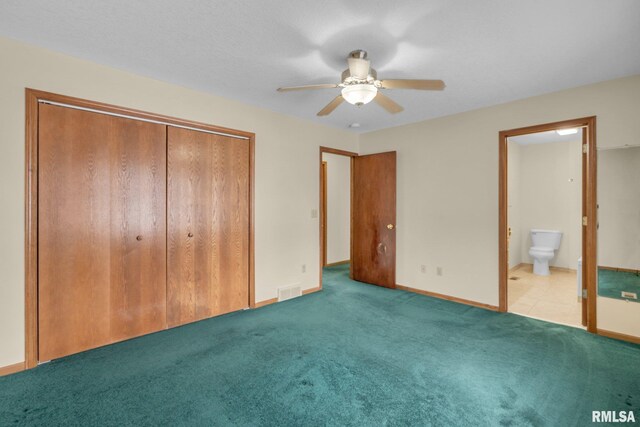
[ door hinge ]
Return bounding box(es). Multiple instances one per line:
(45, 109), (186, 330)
(582, 289), (588, 299)
(582, 216), (588, 226)
(582, 144), (588, 154)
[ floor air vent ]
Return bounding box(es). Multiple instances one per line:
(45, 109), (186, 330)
(278, 284), (302, 302)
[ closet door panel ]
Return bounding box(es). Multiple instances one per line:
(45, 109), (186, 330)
(38, 104), (167, 361)
(215, 135), (249, 316)
(167, 127), (213, 326)
(167, 127), (249, 327)
(108, 120), (167, 342)
(39, 104), (112, 361)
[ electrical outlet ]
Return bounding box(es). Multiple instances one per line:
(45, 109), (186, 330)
(420, 265), (426, 274)
(436, 267), (443, 276)
(302, 264), (306, 273)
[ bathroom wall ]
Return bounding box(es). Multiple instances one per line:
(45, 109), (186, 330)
(322, 153), (351, 264)
(512, 138), (582, 270)
(507, 142), (523, 269)
(598, 146), (640, 270)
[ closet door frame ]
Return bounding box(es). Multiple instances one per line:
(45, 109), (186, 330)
(25, 89), (256, 369)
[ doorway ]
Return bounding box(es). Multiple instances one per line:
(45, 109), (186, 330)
(318, 147), (397, 290)
(321, 154), (351, 269)
(319, 147), (357, 288)
(499, 117), (597, 332)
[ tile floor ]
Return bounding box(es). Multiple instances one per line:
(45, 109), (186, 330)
(508, 264), (584, 328)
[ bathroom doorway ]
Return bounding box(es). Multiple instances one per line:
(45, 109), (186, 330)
(499, 118), (597, 332)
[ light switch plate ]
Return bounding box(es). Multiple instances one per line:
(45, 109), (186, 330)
(311, 209), (318, 218)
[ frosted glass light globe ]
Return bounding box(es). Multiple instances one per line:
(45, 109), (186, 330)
(341, 84), (378, 106)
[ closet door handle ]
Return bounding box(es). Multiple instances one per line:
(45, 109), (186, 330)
(188, 232), (194, 238)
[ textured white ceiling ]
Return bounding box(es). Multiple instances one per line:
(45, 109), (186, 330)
(509, 129), (583, 146)
(1, 0), (639, 133)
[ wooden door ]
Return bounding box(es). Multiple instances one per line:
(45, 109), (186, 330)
(38, 104), (167, 361)
(167, 127), (250, 327)
(351, 152), (397, 288)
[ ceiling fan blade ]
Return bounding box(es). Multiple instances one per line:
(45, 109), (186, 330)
(277, 84), (338, 92)
(317, 95), (345, 116)
(374, 92), (404, 114)
(379, 79), (445, 91)
(347, 58), (371, 79)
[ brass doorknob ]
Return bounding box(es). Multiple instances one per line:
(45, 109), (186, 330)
(387, 224), (395, 230)
(188, 232), (194, 238)
(136, 235), (143, 241)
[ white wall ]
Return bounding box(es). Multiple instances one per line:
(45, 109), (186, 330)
(359, 74), (640, 338)
(0, 37), (358, 367)
(509, 139), (582, 270)
(322, 153), (351, 264)
(598, 146), (640, 270)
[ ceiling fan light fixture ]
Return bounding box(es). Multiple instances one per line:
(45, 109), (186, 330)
(277, 50), (445, 116)
(341, 84), (378, 106)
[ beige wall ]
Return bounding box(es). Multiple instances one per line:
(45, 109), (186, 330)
(598, 146), (640, 270)
(509, 139), (582, 270)
(360, 73), (640, 338)
(322, 153), (351, 264)
(0, 37), (358, 367)
(2, 36), (639, 367)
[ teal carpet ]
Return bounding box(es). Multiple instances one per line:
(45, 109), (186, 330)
(599, 268), (640, 303)
(1, 264), (639, 426)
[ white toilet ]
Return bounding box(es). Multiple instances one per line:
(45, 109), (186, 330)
(528, 229), (562, 276)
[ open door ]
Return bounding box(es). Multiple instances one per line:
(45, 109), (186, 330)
(351, 151), (397, 288)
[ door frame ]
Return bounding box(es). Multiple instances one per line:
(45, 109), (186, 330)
(321, 161), (327, 267)
(318, 146), (358, 289)
(498, 116), (597, 333)
(25, 89), (256, 369)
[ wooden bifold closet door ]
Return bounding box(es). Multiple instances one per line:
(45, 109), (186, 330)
(167, 127), (250, 327)
(38, 104), (167, 361)
(37, 102), (250, 362)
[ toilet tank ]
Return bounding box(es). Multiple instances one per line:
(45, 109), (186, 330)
(530, 229), (562, 249)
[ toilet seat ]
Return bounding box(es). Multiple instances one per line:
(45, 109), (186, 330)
(529, 246), (554, 258)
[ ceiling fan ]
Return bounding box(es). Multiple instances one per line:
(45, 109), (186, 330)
(277, 50), (445, 117)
